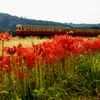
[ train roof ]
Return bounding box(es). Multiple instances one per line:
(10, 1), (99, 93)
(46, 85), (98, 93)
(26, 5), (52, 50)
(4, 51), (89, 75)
(16, 24), (70, 28)
(16, 24), (100, 30)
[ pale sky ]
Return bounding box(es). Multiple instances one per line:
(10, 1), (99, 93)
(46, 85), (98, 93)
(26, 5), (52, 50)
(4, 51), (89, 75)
(0, 0), (100, 24)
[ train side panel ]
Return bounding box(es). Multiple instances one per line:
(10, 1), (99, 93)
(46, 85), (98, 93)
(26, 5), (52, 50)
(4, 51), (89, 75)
(16, 25), (69, 36)
(16, 25), (100, 36)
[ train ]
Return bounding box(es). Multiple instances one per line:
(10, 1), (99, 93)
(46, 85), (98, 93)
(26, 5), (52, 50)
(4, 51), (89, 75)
(16, 24), (100, 36)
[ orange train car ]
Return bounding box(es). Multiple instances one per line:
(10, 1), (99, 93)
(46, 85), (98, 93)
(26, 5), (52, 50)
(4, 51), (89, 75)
(16, 24), (100, 36)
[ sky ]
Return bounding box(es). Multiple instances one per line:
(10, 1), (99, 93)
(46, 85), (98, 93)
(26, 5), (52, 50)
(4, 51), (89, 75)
(0, 0), (100, 24)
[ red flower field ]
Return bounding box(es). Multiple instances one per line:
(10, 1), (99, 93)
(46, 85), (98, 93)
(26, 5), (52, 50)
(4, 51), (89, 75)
(0, 32), (100, 99)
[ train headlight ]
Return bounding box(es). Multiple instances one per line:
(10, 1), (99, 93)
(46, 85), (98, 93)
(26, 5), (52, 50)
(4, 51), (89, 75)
(69, 31), (74, 34)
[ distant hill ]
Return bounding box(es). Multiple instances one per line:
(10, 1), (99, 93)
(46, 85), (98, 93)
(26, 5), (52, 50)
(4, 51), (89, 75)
(0, 12), (70, 31)
(0, 12), (100, 34)
(65, 22), (100, 29)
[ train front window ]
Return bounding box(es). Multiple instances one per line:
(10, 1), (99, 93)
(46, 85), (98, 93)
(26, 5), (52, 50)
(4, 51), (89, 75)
(22, 27), (24, 30)
(17, 27), (21, 30)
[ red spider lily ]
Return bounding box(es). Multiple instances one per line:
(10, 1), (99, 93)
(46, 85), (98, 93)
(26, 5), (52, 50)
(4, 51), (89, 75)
(0, 56), (3, 61)
(25, 50), (35, 67)
(14, 55), (22, 67)
(3, 46), (17, 55)
(36, 41), (58, 64)
(32, 44), (42, 55)
(0, 79), (3, 84)
(0, 32), (11, 41)
(15, 44), (27, 56)
(0, 56), (11, 73)
(14, 47), (35, 67)
(81, 38), (94, 51)
(0, 61), (2, 70)
(15, 72), (26, 79)
(3, 44), (23, 56)
(26, 54), (35, 67)
(3, 56), (11, 73)
(92, 38), (100, 51)
(3, 34), (100, 69)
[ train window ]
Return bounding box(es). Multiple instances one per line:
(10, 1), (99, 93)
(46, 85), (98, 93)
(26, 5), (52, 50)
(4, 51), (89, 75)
(22, 27), (24, 30)
(46, 29), (48, 31)
(73, 29), (75, 32)
(39, 28), (41, 31)
(48, 29), (51, 31)
(22, 28), (23, 30)
(61, 29), (63, 32)
(36, 28), (38, 31)
(38, 28), (40, 31)
(63, 29), (65, 32)
(16, 27), (19, 30)
(40, 28), (42, 31)
(38, 28), (39, 31)
(41, 28), (43, 31)
(42, 28), (44, 31)
(34, 28), (36, 31)
(35, 28), (37, 31)
(94, 30), (98, 33)
(51, 29), (53, 31)
(59, 29), (60, 31)
(29, 28), (31, 31)
(38, 28), (41, 31)
(43, 28), (45, 31)
(26, 28), (28, 31)
(18, 27), (21, 30)
(64, 29), (65, 32)
(23, 28), (25, 31)
(37, 28), (39, 31)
